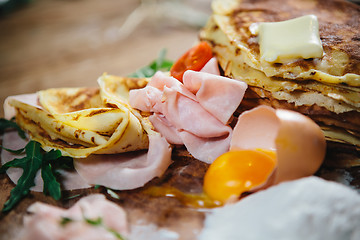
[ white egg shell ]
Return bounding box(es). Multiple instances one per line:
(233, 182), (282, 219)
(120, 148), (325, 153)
(230, 105), (326, 185)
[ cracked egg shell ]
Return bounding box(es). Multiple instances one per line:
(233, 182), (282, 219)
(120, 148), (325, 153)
(230, 105), (326, 185)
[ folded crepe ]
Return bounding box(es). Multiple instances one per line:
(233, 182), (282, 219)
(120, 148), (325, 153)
(5, 74), (151, 158)
(200, 0), (360, 167)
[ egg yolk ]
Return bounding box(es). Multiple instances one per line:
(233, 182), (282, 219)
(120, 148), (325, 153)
(203, 149), (276, 203)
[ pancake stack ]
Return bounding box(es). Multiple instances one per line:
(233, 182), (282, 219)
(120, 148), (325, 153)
(200, 0), (360, 167)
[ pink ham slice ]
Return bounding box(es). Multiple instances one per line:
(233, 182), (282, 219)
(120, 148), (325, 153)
(160, 87), (231, 138)
(22, 194), (128, 240)
(129, 63), (247, 164)
(129, 71), (197, 113)
(183, 70), (247, 125)
(177, 131), (231, 164)
(149, 113), (183, 145)
(74, 133), (172, 190)
(157, 86), (233, 163)
(3, 93), (40, 120)
(199, 57), (220, 76)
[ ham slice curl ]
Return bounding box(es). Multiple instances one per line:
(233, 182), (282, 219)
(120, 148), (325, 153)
(129, 59), (247, 163)
(74, 132), (172, 190)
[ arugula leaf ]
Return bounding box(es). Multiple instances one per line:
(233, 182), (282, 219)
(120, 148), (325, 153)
(83, 216), (126, 240)
(60, 217), (73, 227)
(85, 217), (103, 226)
(64, 194), (81, 200)
(0, 140), (65, 212)
(2, 141), (43, 212)
(60, 214), (126, 239)
(41, 162), (61, 200)
(0, 156), (28, 174)
(43, 149), (62, 161)
(0, 145), (25, 155)
(0, 118), (26, 139)
(41, 150), (63, 200)
(129, 48), (173, 78)
(52, 156), (74, 171)
(108, 228), (127, 240)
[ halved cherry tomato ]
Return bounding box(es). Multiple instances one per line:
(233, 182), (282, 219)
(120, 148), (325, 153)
(170, 41), (213, 82)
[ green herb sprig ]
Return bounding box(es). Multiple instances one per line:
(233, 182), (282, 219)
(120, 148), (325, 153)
(0, 141), (64, 212)
(0, 118), (65, 212)
(0, 118), (26, 139)
(59, 215), (126, 240)
(84, 216), (126, 240)
(128, 48), (173, 78)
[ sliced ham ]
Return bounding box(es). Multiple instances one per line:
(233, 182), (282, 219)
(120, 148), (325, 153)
(74, 132), (172, 190)
(178, 131), (231, 164)
(147, 71), (196, 101)
(22, 194), (128, 240)
(183, 70), (247, 125)
(199, 57), (221, 76)
(129, 71), (196, 113)
(149, 113), (183, 145)
(160, 87), (231, 138)
(3, 93), (40, 120)
(127, 86), (163, 113)
(129, 65), (247, 163)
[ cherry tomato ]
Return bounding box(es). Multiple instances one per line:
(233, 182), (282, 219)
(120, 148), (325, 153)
(170, 41), (213, 82)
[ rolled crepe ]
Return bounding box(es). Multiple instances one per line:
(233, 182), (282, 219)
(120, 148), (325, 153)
(5, 75), (151, 158)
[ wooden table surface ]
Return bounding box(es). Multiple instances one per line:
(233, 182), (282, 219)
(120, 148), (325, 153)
(0, 0), (211, 117)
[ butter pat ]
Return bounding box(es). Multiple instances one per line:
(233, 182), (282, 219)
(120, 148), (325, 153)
(258, 15), (323, 63)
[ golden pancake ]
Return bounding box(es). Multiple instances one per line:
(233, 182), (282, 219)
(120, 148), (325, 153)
(7, 75), (151, 158)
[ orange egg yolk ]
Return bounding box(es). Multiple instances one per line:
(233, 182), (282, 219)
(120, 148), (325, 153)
(203, 149), (276, 203)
